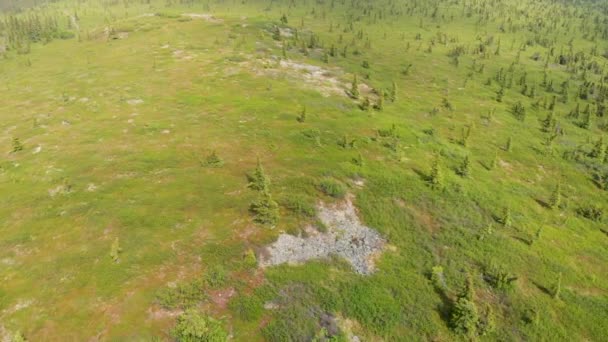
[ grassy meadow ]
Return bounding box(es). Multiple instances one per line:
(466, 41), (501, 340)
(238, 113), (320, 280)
(1, 0), (607, 340)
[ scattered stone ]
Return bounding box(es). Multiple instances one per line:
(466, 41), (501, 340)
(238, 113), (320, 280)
(247, 58), (370, 98)
(32, 146), (42, 154)
(263, 302), (279, 310)
(48, 184), (71, 197)
(1, 258), (15, 266)
(127, 99), (144, 105)
(260, 195), (386, 275)
(182, 13), (223, 23)
(172, 49), (194, 60)
(278, 27), (293, 37)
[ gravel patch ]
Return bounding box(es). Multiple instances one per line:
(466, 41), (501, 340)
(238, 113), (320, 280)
(260, 195), (386, 275)
(182, 13), (223, 23)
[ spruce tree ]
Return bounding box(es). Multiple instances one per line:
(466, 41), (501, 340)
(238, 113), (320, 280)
(489, 151), (498, 169)
(569, 103), (580, 119)
(450, 273), (479, 337)
(496, 87), (504, 102)
(548, 95), (557, 111)
(250, 189), (279, 225)
(549, 181), (561, 209)
(353, 152), (364, 167)
(580, 110), (592, 129)
(110, 238), (122, 263)
(512, 101), (526, 121)
(478, 304), (496, 336)
(351, 74), (360, 99)
(499, 207), (512, 227)
(528, 84), (536, 98)
(590, 136), (605, 160)
(297, 106), (307, 123)
(542, 111), (556, 132)
(202, 151), (224, 168)
(375, 93), (384, 111)
(389, 80), (397, 102)
(12, 137), (24, 153)
(429, 154), (444, 190)
(553, 272), (562, 299)
(460, 126), (472, 147)
(357, 96), (370, 111)
(459, 155), (471, 177)
(561, 86), (569, 103)
(272, 26), (281, 41)
(248, 158), (270, 191)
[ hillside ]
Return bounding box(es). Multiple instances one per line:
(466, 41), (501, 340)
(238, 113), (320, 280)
(1, 0), (607, 340)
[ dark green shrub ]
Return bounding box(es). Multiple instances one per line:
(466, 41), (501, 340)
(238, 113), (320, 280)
(57, 31), (75, 39)
(577, 204), (603, 221)
(12, 138), (23, 152)
(156, 280), (206, 309)
(172, 309), (228, 342)
(483, 263), (517, 291)
(250, 190), (280, 225)
(201, 151), (224, 168)
(450, 297), (479, 337)
(318, 179), (347, 199)
(248, 159), (270, 192)
(262, 303), (318, 342)
(341, 282), (401, 336)
(229, 294), (263, 321)
(204, 265), (227, 288)
(281, 195), (316, 217)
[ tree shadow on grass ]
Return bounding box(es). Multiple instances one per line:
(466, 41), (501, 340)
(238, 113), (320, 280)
(432, 286), (453, 326)
(535, 198), (550, 209)
(479, 160), (492, 171)
(511, 235), (532, 246)
(532, 280), (552, 296)
(412, 168), (429, 182)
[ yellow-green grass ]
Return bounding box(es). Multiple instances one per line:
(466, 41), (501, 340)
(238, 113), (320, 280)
(1, 0), (607, 340)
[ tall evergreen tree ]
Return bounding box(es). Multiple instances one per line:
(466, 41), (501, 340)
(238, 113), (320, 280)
(351, 74), (360, 98)
(250, 188), (279, 225)
(549, 181), (561, 209)
(389, 80), (397, 102)
(459, 155), (471, 177)
(451, 273), (479, 337)
(590, 136), (605, 160)
(429, 154), (444, 190)
(248, 158), (270, 191)
(553, 272), (562, 299)
(542, 111), (557, 132)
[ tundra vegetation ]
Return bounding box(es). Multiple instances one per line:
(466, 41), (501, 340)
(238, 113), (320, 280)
(0, 0), (607, 340)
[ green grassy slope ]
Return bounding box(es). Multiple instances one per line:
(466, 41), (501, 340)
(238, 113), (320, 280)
(1, 0), (607, 340)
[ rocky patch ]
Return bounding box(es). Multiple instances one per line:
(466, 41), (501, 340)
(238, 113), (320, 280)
(260, 195), (386, 275)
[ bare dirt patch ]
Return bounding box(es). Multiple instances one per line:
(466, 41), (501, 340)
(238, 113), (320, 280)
(147, 305), (182, 321)
(240, 58), (353, 98)
(266, 59), (346, 97)
(259, 195), (386, 274)
(209, 287), (236, 310)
